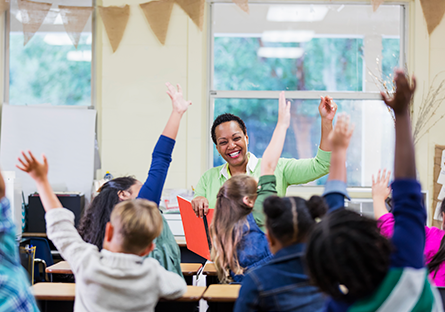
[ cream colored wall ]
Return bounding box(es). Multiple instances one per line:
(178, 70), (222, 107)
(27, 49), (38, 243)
(96, 0), (445, 223)
(97, 0), (208, 190)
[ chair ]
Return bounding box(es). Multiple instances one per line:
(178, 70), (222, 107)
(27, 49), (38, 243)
(19, 245), (36, 285)
(29, 238), (54, 283)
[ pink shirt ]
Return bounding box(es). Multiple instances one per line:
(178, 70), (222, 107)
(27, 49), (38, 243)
(378, 213), (445, 286)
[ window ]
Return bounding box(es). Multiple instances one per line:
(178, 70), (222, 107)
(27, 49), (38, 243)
(210, 3), (405, 186)
(7, 0), (93, 106)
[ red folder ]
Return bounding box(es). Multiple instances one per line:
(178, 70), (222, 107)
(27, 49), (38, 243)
(177, 196), (214, 260)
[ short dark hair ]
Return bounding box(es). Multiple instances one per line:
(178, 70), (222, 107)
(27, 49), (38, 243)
(263, 195), (327, 245)
(211, 113), (247, 145)
(305, 209), (391, 300)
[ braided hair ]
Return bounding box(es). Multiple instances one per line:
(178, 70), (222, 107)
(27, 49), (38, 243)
(263, 195), (327, 245)
(78, 177), (138, 250)
(305, 209), (391, 300)
(428, 200), (445, 275)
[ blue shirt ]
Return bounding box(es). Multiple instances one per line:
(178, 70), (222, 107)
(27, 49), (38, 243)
(0, 197), (39, 312)
(234, 243), (325, 312)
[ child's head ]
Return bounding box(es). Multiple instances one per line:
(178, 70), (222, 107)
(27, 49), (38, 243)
(103, 199), (163, 256)
(210, 174), (257, 282)
(305, 209), (391, 300)
(263, 195), (327, 253)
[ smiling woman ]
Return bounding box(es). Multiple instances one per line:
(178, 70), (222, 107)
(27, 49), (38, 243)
(192, 93), (336, 228)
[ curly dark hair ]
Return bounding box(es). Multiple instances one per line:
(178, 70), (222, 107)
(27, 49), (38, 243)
(211, 113), (247, 145)
(428, 200), (445, 275)
(305, 208), (391, 300)
(78, 177), (138, 250)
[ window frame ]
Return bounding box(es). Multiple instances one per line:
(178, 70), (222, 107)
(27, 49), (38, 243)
(4, 0), (96, 109)
(207, 1), (409, 189)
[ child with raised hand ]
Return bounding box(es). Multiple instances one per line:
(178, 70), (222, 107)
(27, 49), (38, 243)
(305, 70), (443, 311)
(0, 170), (39, 312)
(234, 96), (329, 312)
(373, 169), (445, 286)
(210, 91), (290, 283)
(17, 151), (186, 312)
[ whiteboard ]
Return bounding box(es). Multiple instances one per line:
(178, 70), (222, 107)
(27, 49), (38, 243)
(0, 105), (96, 205)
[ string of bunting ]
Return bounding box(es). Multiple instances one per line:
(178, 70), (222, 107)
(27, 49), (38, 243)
(2, 0), (445, 52)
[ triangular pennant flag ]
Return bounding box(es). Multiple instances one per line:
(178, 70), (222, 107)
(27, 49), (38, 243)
(17, 0), (52, 46)
(98, 5), (130, 53)
(420, 0), (445, 35)
(140, 0), (174, 45)
(175, 0), (205, 31)
(233, 0), (248, 13)
(0, 0), (10, 15)
(58, 5), (94, 49)
(371, 0), (384, 12)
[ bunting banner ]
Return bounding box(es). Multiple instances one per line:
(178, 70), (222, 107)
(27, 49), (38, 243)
(371, 0), (384, 12)
(175, 0), (205, 31)
(0, 0), (10, 15)
(17, 0), (52, 46)
(233, 0), (248, 14)
(98, 5), (130, 53)
(59, 5), (94, 49)
(140, 0), (174, 45)
(420, 0), (445, 35)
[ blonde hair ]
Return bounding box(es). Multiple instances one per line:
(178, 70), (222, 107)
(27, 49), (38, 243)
(210, 175), (257, 283)
(110, 199), (163, 254)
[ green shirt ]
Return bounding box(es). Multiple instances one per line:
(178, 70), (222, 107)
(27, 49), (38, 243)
(194, 148), (331, 210)
(253, 175), (278, 232)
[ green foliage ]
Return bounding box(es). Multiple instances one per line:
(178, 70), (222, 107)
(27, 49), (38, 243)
(9, 33), (91, 106)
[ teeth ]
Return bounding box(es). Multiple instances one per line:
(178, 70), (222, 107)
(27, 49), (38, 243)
(230, 151), (240, 157)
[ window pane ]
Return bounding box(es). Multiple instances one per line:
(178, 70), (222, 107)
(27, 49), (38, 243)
(9, 0), (92, 106)
(213, 98), (395, 187)
(213, 4), (401, 92)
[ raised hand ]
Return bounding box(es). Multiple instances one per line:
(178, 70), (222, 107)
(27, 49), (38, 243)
(16, 151), (49, 182)
(381, 69), (416, 115)
(319, 96), (338, 121)
(372, 169), (391, 201)
(328, 114), (354, 151)
(166, 82), (192, 115)
(278, 91), (291, 129)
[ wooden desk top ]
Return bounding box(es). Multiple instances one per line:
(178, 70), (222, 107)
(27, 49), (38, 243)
(32, 282), (75, 301)
(47, 261), (203, 276)
(22, 232), (47, 238)
(203, 284), (241, 302)
(180, 263), (202, 276)
(46, 261), (72, 274)
(203, 262), (217, 276)
(175, 237), (187, 247)
(33, 283), (205, 303)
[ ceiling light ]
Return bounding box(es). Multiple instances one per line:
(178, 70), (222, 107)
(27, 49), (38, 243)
(267, 5), (329, 22)
(44, 33), (73, 45)
(261, 30), (314, 43)
(257, 47), (304, 59)
(67, 50), (92, 62)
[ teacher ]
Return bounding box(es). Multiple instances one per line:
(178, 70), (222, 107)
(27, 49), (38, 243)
(192, 95), (338, 223)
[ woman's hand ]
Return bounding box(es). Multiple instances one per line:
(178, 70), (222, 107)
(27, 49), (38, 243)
(372, 169), (391, 201)
(319, 96), (338, 121)
(328, 114), (354, 151)
(191, 196), (209, 218)
(166, 82), (192, 115)
(277, 91), (291, 129)
(16, 151), (49, 183)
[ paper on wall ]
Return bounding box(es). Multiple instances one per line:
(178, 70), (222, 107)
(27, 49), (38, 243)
(441, 150), (445, 169)
(439, 185), (445, 201)
(420, 0), (445, 35)
(437, 168), (445, 185)
(98, 5), (130, 53)
(140, 0), (174, 45)
(17, 0), (52, 46)
(58, 5), (94, 49)
(434, 201), (443, 221)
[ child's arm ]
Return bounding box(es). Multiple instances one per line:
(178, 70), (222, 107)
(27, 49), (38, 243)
(318, 95), (337, 152)
(372, 169), (391, 219)
(138, 83), (191, 204)
(322, 114), (354, 211)
(381, 70), (424, 269)
(155, 260), (187, 299)
(252, 92), (290, 230)
(16, 151), (62, 211)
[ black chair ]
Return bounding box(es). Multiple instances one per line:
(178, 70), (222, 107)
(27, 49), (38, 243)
(29, 238), (54, 283)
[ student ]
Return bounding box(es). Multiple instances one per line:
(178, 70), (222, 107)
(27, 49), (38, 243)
(305, 70), (443, 311)
(78, 82), (191, 276)
(373, 169), (445, 286)
(210, 91), (291, 283)
(17, 152), (187, 311)
(192, 96), (337, 221)
(0, 171), (39, 312)
(234, 100), (327, 312)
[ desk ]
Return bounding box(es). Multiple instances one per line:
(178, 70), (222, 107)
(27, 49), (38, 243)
(203, 284), (241, 312)
(22, 232), (47, 238)
(46, 261), (71, 274)
(203, 262), (219, 285)
(175, 236), (187, 248)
